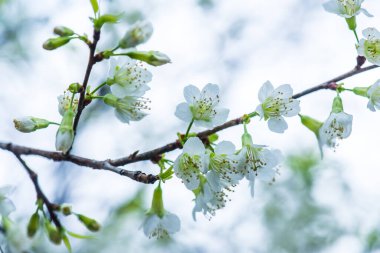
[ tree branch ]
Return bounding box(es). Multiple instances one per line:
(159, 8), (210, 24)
(0, 62), (378, 184)
(13, 154), (63, 229)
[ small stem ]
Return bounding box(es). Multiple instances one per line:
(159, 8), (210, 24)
(90, 95), (104, 100)
(185, 118), (195, 138)
(111, 45), (120, 52)
(90, 81), (107, 95)
(70, 93), (75, 107)
(247, 111), (259, 118)
(48, 122), (61, 126)
(353, 29), (360, 44)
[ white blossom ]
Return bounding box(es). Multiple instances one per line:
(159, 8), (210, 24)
(207, 141), (242, 191)
(103, 94), (150, 123)
(107, 57), (152, 98)
(319, 112), (353, 149)
(367, 80), (380, 111)
(142, 211), (180, 239)
(175, 84), (229, 128)
(0, 186), (15, 217)
(238, 132), (282, 197)
(323, 0), (372, 18)
(57, 92), (78, 116)
(357, 28), (380, 66)
(256, 81), (300, 133)
(13, 116), (50, 133)
(55, 108), (75, 153)
(173, 137), (208, 190)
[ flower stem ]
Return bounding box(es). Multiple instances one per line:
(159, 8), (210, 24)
(90, 95), (104, 100)
(48, 122), (61, 126)
(185, 118), (195, 138)
(353, 30), (359, 44)
(90, 81), (107, 95)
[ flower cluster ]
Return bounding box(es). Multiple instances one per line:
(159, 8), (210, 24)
(323, 0), (372, 18)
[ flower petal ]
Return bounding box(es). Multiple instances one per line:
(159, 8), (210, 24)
(268, 116), (288, 133)
(175, 102), (193, 123)
(184, 85), (201, 104)
(183, 137), (205, 155)
(258, 81), (274, 102)
(273, 84), (293, 99)
(162, 212), (181, 234)
(215, 141), (236, 155)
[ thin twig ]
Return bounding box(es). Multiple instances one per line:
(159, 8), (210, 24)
(14, 154), (63, 229)
(72, 29), (101, 135)
(0, 63), (379, 184)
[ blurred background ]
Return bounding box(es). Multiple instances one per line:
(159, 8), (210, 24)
(1, 0), (380, 252)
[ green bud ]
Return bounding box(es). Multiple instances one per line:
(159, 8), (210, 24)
(60, 204), (72, 216)
(353, 87), (369, 97)
(119, 20), (153, 49)
(53, 26), (74, 37)
(345, 16), (356, 31)
(149, 185), (165, 218)
(331, 96), (344, 113)
(55, 108), (75, 154)
(43, 37), (71, 50)
(76, 214), (101, 232)
(94, 14), (120, 30)
(68, 83), (81, 93)
(27, 213), (40, 238)
(124, 50), (171, 66)
(13, 116), (50, 133)
(299, 114), (323, 137)
(45, 221), (62, 245)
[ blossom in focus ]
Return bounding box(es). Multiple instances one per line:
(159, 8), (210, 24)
(323, 0), (372, 18)
(256, 81), (300, 133)
(103, 94), (150, 123)
(319, 96), (353, 150)
(238, 130), (281, 197)
(357, 28), (380, 66)
(173, 137), (208, 190)
(175, 84), (229, 128)
(107, 57), (152, 98)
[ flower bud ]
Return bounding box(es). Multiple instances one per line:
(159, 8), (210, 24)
(45, 221), (62, 245)
(43, 37), (71, 50)
(119, 21), (153, 49)
(331, 96), (344, 113)
(125, 50), (171, 66)
(53, 26), (74, 37)
(13, 117), (50, 133)
(27, 213), (40, 238)
(353, 87), (369, 97)
(55, 108), (75, 154)
(68, 83), (81, 93)
(76, 214), (101, 232)
(60, 204), (72, 216)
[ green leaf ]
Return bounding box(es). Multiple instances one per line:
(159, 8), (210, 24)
(89, 0), (99, 14)
(67, 231), (95, 239)
(93, 14), (121, 30)
(62, 234), (72, 253)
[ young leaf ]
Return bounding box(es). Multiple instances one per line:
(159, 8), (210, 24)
(62, 234), (72, 253)
(89, 0), (99, 14)
(67, 231), (95, 239)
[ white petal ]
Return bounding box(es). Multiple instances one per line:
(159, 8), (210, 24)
(258, 81), (274, 102)
(249, 179), (256, 198)
(322, 0), (340, 15)
(268, 117), (288, 133)
(255, 104), (264, 118)
(212, 108), (229, 126)
(360, 8), (373, 17)
(142, 214), (160, 236)
(184, 85), (201, 104)
(202, 83), (219, 101)
(207, 171), (221, 192)
(257, 168), (276, 183)
(193, 119), (213, 128)
(175, 102), (193, 123)
(0, 186), (14, 196)
(183, 137), (205, 155)
(283, 99), (301, 117)
(183, 176), (200, 190)
(363, 27), (380, 40)
(356, 39), (365, 56)
(215, 141), (236, 155)
(367, 101), (376, 112)
(0, 198), (16, 216)
(273, 84), (293, 98)
(162, 212), (181, 234)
